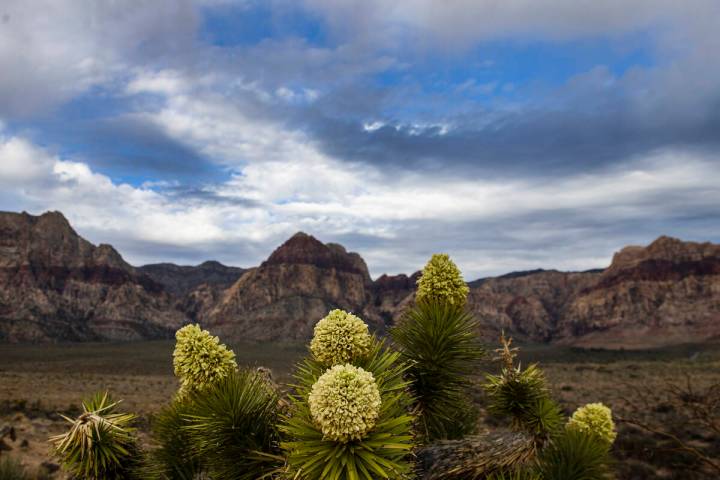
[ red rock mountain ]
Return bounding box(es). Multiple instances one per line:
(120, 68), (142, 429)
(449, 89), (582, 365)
(0, 211), (185, 342)
(467, 237), (720, 347)
(191, 232), (384, 341)
(1, 210), (718, 347)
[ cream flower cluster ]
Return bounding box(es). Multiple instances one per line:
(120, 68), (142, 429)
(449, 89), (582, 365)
(416, 253), (469, 307)
(308, 364), (382, 442)
(173, 324), (237, 396)
(567, 402), (617, 445)
(310, 309), (372, 366)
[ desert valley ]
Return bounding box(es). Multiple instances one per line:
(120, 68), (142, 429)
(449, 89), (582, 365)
(0, 210), (718, 479)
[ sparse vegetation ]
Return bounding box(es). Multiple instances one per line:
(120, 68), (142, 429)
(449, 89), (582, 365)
(1, 341), (718, 478)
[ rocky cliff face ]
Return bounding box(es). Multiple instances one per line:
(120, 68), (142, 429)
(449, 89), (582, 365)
(1, 210), (717, 347)
(461, 237), (720, 347)
(0, 211), (186, 342)
(138, 261), (244, 296)
(559, 237), (720, 347)
(193, 233), (383, 341)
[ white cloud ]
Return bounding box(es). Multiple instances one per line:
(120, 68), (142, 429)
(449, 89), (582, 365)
(0, 0), (199, 117)
(1, 126), (718, 277)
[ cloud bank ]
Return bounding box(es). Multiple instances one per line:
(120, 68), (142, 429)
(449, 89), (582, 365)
(0, 0), (718, 278)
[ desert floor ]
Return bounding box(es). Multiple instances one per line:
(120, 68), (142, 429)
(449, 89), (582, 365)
(1, 340), (718, 479)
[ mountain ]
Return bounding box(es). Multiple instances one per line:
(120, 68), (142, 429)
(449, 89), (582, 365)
(138, 261), (245, 296)
(466, 236), (720, 347)
(0, 211), (186, 342)
(1, 210), (718, 348)
(191, 232), (384, 341)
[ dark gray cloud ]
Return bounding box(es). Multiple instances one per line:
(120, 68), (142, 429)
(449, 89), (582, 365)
(283, 69), (720, 178)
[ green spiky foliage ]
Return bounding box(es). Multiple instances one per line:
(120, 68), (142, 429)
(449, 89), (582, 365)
(416, 253), (470, 307)
(281, 338), (415, 480)
(141, 398), (202, 480)
(483, 335), (563, 441)
(173, 324), (237, 398)
(535, 428), (613, 480)
(486, 469), (542, 480)
(391, 300), (485, 441)
(183, 369), (284, 480)
(481, 335), (614, 480)
(50, 392), (140, 480)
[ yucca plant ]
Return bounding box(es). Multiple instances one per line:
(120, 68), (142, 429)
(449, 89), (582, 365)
(50, 392), (140, 480)
(173, 323), (237, 398)
(535, 427), (613, 480)
(183, 368), (285, 480)
(392, 300), (484, 440)
(141, 398), (202, 480)
(483, 334), (563, 441)
(281, 331), (415, 480)
(391, 253), (484, 441)
(482, 335), (615, 479)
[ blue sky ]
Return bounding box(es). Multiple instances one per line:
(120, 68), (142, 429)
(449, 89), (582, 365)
(1, 0), (719, 279)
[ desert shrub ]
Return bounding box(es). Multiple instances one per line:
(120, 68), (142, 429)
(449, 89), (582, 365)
(392, 299), (484, 440)
(0, 456), (30, 480)
(183, 369), (284, 480)
(50, 392), (140, 480)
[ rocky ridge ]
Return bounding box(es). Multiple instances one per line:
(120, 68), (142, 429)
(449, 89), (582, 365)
(138, 261), (245, 296)
(1, 211), (718, 347)
(0, 211), (185, 342)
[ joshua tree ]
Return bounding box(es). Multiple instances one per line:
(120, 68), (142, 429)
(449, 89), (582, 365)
(420, 333), (616, 479)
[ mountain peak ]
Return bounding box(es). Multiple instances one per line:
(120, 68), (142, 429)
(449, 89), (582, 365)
(608, 236), (720, 273)
(261, 232), (370, 278)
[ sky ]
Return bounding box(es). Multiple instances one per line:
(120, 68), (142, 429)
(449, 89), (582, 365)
(1, 0), (719, 279)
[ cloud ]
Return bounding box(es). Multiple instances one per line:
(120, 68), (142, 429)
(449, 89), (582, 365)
(0, 0), (199, 117)
(303, 0), (719, 46)
(1, 0), (719, 280)
(2, 129), (717, 278)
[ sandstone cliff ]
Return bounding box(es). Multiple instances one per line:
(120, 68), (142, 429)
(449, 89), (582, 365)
(0, 211), (186, 342)
(193, 232), (383, 341)
(459, 237), (720, 347)
(1, 210), (718, 348)
(560, 236), (720, 348)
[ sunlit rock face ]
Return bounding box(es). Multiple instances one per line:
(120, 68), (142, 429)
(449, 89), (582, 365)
(560, 236), (720, 348)
(195, 232), (384, 341)
(464, 236), (720, 348)
(0, 211), (185, 342)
